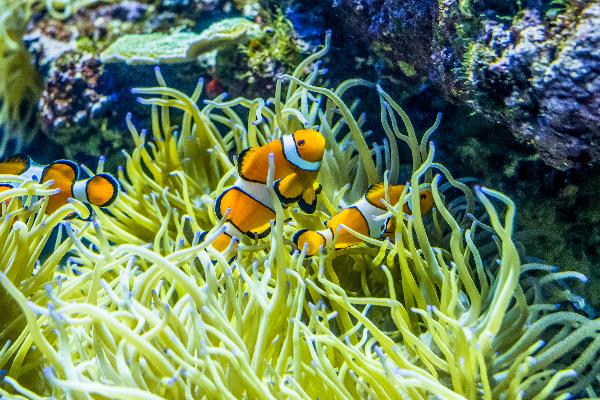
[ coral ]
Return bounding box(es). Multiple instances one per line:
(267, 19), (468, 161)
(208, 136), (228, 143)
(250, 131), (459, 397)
(1, 35), (599, 399)
(100, 18), (263, 64)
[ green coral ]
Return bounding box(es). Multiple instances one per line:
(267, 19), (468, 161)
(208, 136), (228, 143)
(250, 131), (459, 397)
(100, 18), (264, 65)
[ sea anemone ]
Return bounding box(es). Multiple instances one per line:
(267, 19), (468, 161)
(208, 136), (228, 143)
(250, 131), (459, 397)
(1, 33), (598, 399)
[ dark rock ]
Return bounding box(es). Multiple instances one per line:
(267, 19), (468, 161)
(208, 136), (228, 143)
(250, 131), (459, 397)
(318, 0), (600, 169)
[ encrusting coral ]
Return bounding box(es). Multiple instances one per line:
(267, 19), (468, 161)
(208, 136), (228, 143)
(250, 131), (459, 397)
(1, 33), (599, 399)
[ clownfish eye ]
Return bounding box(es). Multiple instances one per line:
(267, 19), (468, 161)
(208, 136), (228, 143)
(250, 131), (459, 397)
(298, 140), (305, 147)
(420, 193), (427, 200)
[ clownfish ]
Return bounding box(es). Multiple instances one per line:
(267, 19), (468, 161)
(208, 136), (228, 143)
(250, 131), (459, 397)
(293, 183), (434, 257)
(209, 129), (325, 252)
(0, 154), (120, 215)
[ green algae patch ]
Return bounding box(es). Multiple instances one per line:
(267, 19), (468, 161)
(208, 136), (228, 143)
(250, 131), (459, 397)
(101, 18), (264, 65)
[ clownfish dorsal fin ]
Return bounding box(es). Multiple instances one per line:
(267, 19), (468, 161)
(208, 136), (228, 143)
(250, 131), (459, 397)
(237, 147), (260, 181)
(84, 173), (120, 207)
(0, 153), (32, 175)
(365, 182), (387, 208)
(0, 183), (13, 191)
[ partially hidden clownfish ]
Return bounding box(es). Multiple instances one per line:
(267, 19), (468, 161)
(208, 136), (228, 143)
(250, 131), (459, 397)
(210, 129), (326, 252)
(292, 183), (434, 257)
(0, 154), (120, 215)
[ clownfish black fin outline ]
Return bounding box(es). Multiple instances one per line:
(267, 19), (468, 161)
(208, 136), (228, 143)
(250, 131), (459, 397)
(0, 153), (32, 175)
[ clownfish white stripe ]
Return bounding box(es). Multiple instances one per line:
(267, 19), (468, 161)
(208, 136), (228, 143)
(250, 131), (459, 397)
(354, 198), (388, 238)
(319, 228), (334, 245)
(234, 178), (274, 211)
(72, 179), (88, 202)
(281, 135), (321, 172)
(20, 164), (45, 183)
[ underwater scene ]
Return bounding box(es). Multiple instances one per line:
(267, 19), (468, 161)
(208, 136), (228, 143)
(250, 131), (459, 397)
(0, 0), (599, 399)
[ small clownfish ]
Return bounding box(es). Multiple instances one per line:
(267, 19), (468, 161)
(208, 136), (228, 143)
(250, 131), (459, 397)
(208, 130), (326, 252)
(0, 154), (120, 215)
(293, 183), (434, 257)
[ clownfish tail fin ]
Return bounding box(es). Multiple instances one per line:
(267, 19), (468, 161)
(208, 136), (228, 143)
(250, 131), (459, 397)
(76, 173), (120, 207)
(0, 153), (32, 175)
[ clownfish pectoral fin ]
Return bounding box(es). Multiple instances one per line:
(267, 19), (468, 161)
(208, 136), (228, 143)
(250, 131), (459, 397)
(273, 174), (303, 204)
(298, 184), (320, 214)
(237, 146), (259, 181)
(0, 153), (32, 175)
(292, 229), (327, 257)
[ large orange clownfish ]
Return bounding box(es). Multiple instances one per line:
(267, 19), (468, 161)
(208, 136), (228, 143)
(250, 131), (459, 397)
(210, 130), (325, 252)
(0, 154), (119, 214)
(293, 183), (434, 257)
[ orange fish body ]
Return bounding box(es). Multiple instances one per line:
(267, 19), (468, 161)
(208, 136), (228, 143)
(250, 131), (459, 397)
(293, 183), (434, 256)
(0, 154), (119, 215)
(209, 130), (325, 252)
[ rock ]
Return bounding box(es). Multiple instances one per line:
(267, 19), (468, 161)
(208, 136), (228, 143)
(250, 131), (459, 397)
(318, 0), (600, 169)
